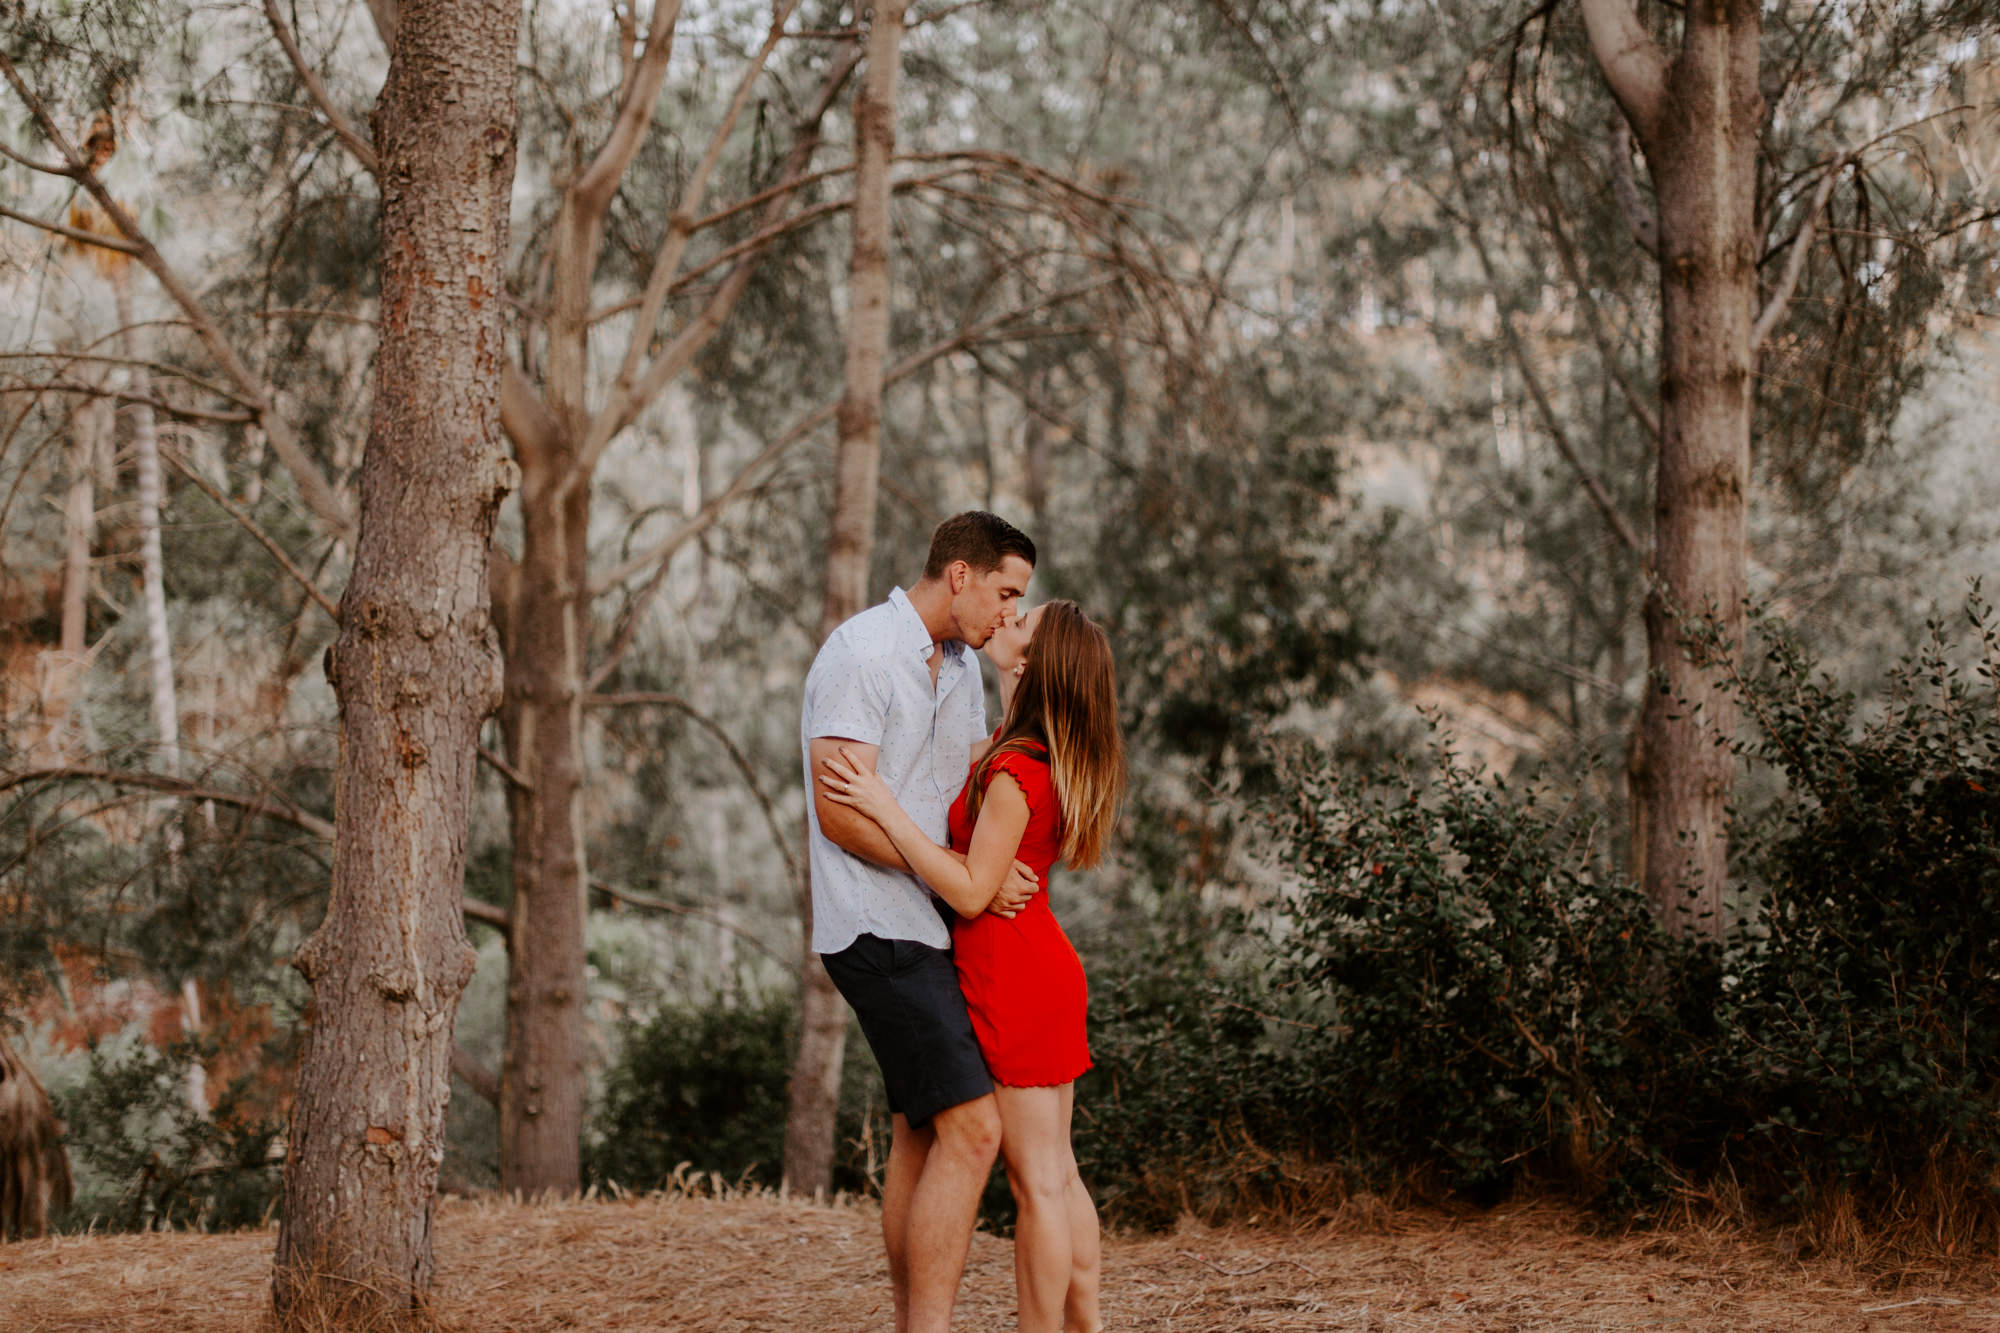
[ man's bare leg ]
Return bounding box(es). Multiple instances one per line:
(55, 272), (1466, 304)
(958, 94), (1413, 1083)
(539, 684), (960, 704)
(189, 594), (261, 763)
(905, 1093), (1003, 1333)
(884, 1113), (935, 1333)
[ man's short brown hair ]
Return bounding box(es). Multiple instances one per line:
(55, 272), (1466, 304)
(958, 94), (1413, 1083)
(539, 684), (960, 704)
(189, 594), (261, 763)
(923, 511), (1037, 579)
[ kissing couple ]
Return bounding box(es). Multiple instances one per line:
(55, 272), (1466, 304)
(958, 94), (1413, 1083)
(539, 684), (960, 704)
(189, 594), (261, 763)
(802, 510), (1123, 1333)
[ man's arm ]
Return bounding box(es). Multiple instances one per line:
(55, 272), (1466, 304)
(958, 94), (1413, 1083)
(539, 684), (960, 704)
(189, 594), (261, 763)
(809, 736), (1037, 916)
(810, 737), (912, 872)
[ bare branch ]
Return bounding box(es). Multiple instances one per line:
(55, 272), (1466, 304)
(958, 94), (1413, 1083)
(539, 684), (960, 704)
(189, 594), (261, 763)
(461, 898), (508, 930)
(1579, 0), (1668, 149)
(158, 443), (341, 620)
(587, 876), (797, 972)
(1453, 147), (1644, 556)
(590, 0), (802, 474)
(570, 0), (685, 219)
(0, 766), (335, 840)
(1753, 160), (1844, 350)
(579, 37), (862, 466)
(1610, 118), (1659, 261)
(0, 52), (355, 543)
(584, 275), (1118, 601)
(262, 0), (378, 174)
(0, 136), (75, 176)
(585, 693), (801, 893)
(363, 0), (399, 50)
(451, 1044), (500, 1103)
(0, 200), (141, 254)
(477, 743), (533, 792)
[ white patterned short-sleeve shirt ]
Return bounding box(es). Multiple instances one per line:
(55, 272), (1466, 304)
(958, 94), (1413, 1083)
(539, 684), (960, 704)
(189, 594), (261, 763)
(802, 586), (987, 954)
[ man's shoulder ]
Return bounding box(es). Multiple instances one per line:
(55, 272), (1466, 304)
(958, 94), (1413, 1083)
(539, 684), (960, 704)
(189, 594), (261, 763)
(806, 602), (906, 703)
(815, 600), (902, 668)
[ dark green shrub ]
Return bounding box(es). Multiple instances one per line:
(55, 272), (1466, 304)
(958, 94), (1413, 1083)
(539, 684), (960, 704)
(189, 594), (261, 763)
(585, 996), (887, 1195)
(54, 1035), (284, 1233)
(1721, 593), (2000, 1209)
(1074, 901), (1305, 1227)
(1268, 742), (1716, 1206)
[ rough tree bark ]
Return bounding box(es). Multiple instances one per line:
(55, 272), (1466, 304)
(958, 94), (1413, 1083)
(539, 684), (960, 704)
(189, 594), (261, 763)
(784, 0), (909, 1199)
(0, 1030), (73, 1241)
(272, 0), (519, 1317)
(1580, 0), (1762, 935)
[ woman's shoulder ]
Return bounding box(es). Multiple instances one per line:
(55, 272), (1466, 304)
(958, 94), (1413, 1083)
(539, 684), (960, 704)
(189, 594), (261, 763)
(986, 742), (1054, 800)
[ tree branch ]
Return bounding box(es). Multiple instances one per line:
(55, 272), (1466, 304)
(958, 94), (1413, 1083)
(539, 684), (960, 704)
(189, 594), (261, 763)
(262, 0), (378, 174)
(1753, 160), (1843, 350)
(586, 690), (802, 893)
(0, 201), (141, 254)
(1579, 0), (1668, 150)
(1452, 146), (1644, 557)
(0, 766), (335, 840)
(579, 35), (861, 466)
(476, 743), (533, 792)
(461, 899), (508, 930)
(1609, 117), (1659, 261)
(584, 275), (1118, 602)
(570, 0), (685, 219)
(451, 1043), (500, 1103)
(592, 0), (802, 470)
(0, 52), (355, 544)
(158, 443), (341, 620)
(587, 876), (796, 973)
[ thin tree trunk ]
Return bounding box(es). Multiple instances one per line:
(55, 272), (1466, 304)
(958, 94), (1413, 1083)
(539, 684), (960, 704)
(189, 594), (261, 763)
(113, 268), (180, 783)
(496, 468), (591, 1196)
(1583, 0), (1761, 936)
(783, 0), (908, 1199)
(273, 0), (519, 1317)
(38, 395), (103, 762)
(492, 22), (857, 1197)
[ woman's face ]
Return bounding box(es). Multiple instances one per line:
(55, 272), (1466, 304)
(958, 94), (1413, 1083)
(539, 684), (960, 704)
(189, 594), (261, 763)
(984, 603), (1044, 680)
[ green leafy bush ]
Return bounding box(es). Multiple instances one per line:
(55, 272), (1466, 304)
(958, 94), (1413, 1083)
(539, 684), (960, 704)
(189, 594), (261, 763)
(53, 1032), (284, 1233)
(584, 996), (887, 1196)
(1721, 594), (2000, 1208)
(1268, 742), (1718, 1207)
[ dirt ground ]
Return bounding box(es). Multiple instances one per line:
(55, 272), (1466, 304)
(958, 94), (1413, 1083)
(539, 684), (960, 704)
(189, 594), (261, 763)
(3, 1189), (1996, 1331)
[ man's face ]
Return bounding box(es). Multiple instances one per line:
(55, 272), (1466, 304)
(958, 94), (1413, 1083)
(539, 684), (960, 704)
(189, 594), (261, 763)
(950, 555), (1033, 648)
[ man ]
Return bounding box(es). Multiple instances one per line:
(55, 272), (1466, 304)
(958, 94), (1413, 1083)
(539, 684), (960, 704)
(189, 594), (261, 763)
(803, 511), (1038, 1333)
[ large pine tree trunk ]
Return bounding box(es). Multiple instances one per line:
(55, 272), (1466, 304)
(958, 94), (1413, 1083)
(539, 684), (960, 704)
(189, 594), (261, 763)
(273, 0), (519, 1316)
(1584, 0), (1761, 936)
(783, 0), (908, 1198)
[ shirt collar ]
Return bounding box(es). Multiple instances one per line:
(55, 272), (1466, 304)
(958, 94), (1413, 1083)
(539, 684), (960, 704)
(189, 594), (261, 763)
(888, 585), (970, 670)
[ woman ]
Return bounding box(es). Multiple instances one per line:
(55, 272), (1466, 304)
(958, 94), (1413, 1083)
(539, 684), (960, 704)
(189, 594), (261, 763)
(820, 599), (1125, 1333)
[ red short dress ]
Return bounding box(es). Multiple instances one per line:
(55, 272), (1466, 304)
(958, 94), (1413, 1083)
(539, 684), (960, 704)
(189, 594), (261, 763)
(946, 740), (1092, 1087)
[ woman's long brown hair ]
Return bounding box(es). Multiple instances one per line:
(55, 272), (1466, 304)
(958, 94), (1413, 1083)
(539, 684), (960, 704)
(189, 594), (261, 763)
(966, 599), (1126, 869)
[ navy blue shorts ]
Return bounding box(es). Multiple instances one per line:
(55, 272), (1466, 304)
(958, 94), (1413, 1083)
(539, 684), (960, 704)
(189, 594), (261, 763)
(821, 932), (993, 1129)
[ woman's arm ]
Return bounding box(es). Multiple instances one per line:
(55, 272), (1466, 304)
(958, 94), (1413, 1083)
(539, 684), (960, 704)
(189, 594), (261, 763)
(819, 747), (1032, 918)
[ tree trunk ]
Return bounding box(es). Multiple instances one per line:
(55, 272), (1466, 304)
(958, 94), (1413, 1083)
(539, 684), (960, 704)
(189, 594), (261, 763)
(37, 394), (104, 762)
(783, 0), (908, 1199)
(496, 466), (591, 1196)
(114, 268), (180, 783)
(1584, 0), (1760, 937)
(273, 0), (519, 1317)
(0, 1029), (74, 1241)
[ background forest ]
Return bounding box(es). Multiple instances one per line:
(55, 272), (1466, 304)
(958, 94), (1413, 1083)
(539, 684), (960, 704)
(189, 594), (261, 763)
(3, 0), (1999, 1265)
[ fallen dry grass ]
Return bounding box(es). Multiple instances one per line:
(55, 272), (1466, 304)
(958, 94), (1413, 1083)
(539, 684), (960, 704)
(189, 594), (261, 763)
(3, 1187), (1997, 1331)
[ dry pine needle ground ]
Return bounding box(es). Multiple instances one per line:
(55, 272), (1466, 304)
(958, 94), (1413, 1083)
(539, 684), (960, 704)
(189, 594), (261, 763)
(2, 1189), (1996, 1331)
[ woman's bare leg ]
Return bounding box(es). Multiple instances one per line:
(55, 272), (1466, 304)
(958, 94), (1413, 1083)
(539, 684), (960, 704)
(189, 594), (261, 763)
(1059, 1084), (1103, 1333)
(996, 1084), (1073, 1333)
